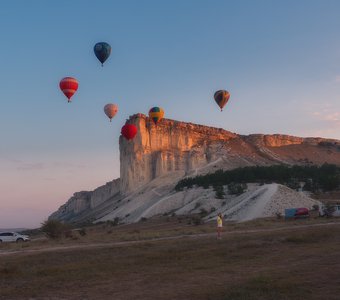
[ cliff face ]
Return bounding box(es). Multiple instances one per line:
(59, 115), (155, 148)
(119, 114), (237, 194)
(119, 114), (340, 194)
(49, 179), (120, 222)
(50, 114), (340, 223)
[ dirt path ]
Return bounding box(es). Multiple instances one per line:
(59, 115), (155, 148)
(1, 221), (339, 257)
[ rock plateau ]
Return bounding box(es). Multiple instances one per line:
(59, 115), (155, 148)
(49, 114), (340, 223)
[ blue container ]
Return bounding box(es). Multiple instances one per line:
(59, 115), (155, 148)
(285, 208), (297, 219)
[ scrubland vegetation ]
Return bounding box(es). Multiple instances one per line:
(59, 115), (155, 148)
(1, 217), (340, 299)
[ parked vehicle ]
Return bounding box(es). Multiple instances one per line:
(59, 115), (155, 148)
(319, 205), (340, 217)
(0, 232), (30, 243)
(285, 207), (309, 219)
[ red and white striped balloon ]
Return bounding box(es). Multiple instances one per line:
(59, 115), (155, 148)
(59, 77), (79, 102)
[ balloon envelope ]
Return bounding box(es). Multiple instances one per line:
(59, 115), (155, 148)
(104, 104), (118, 121)
(59, 77), (78, 102)
(214, 90), (230, 111)
(121, 124), (137, 140)
(94, 42), (111, 65)
(148, 107), (164, 125)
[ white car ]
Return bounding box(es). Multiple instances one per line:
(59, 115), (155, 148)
(319, 205), (340, 217)
(0, 232), (30, 243)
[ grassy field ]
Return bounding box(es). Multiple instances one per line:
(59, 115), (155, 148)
(1, 217), (340, 299)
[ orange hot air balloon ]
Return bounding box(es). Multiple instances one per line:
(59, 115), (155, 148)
(104, 104), (118, 122)
(214, 90), (230, 111)
(59, 77), (78, 102)
(121, 124), (137, 140)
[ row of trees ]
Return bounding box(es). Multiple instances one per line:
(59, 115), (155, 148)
(175, 164), (340, 193)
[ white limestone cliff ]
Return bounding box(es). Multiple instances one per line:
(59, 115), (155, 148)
(49, 114), (340, 223)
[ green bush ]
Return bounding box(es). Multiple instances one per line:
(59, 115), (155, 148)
(214, 185), (225, 199)
(40, 219), (72, 239)
(228, 182), (247, 195)
(106, 217), (120, 226)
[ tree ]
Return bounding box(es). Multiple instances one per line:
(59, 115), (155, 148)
(228, 182), (247, 195)
(41, 219), (71, 239)
(214, 185), (225, 199)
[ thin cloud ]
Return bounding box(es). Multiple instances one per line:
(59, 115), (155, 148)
(307, 128), (340, 139)
(17, 162), (45, 171)
(53, 162), (89, 169)
(312, 111), (340, 124)
(324, 112), (340, 122)
(310, 102), (340, 125)
(44, 177), (56, 181)
(5, 158), (90, 172)
(5, 158), (45, 171)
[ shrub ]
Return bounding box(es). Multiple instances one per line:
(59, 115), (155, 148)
(286, 178), (300, 191)
(202, 182), (210, 189)
(214, 185), (225, 199)
(105, 217), (120, 227)
(200, 208), (208, 217)
(311, 204), (319, 211)
(78, 228), (87, 236)
(40, 219), (72, 239)
(275, 211), (282, 219)
(194, 202), (201, 209)
(191, 215), (203, 225)
(228, 182), (247, 195)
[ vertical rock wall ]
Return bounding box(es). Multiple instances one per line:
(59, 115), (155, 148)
(119, 114), (237, 194)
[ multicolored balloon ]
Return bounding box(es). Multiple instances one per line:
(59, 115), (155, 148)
(121, 124), (137, 140)
(148, 107), (164, 125)
(94, 42), (111, 66)
(59, 77), (79, 102)
(104, 104), (118, 122)
(214, 90), (230, 111)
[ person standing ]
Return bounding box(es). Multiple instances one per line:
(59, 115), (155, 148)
(217, 213), (223, 239)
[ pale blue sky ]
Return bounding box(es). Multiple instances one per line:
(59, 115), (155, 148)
(1, 0), (340, 228)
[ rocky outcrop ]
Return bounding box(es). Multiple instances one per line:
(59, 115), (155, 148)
(49, 179), (120, 222)
(119, 114), (237, 194)
(50, 114), (340, 223)
(120, 114), (340, 194)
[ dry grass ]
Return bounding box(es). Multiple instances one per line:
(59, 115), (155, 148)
(1, 217), (340, 299)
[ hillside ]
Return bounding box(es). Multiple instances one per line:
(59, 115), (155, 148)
(49, 114), (340, 224)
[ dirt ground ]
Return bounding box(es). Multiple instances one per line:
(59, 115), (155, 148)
(1, 217), (340, 300)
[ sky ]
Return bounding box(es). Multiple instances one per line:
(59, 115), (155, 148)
(1, 0), (340, 228)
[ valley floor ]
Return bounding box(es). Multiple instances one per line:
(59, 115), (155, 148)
(1, 217), (340, 299)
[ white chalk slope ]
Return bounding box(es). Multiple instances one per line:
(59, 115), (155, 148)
(98, 178), (319, 223)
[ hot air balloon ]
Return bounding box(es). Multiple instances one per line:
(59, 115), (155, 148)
(94, 42), (111, 66)
(121, 124), (137, 140)
(148, 107), (164, 125)
(59, 77), (78, 102)
(214, 90), (230, 111)
(104, 104), (118, 122)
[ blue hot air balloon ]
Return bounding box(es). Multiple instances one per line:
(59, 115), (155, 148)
(94, 42), (111, 66)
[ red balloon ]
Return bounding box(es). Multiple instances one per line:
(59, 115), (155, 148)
(121, 124), (137, 140)
(59, 77), (78, 102)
